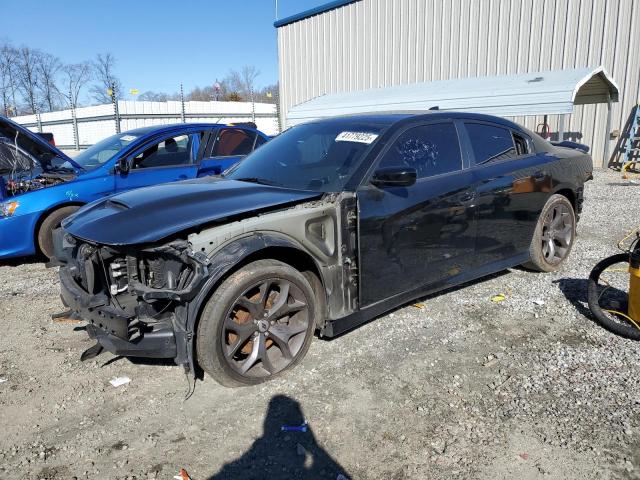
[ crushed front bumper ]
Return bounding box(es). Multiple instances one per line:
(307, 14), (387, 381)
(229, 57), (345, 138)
(58, 252), (178, 359)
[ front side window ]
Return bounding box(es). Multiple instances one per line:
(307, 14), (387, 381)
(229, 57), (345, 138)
(132, 134), (197, 169)
(211, 128), (256, 157)
(378, 123), (462, 178)
(466, 123), (518, 164)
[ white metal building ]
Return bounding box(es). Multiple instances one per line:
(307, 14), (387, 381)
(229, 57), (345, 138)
(275, 0), (640, 166)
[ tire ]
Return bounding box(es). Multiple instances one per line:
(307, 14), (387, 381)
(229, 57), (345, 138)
(524, 194), (576, 272)
(587, 253), (640, 340)
(196, 259), (317, 387)
(37, 205), (80, 259)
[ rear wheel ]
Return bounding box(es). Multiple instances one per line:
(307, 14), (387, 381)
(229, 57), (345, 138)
(196, 259), (317, 387)
(524, 194), (576, 272)
(37, 206), (80, 259)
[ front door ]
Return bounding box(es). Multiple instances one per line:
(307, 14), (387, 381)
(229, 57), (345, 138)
(358, 122), (477, 307)
(115, 132), (203, 192)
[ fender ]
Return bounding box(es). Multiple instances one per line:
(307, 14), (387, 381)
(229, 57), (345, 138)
(181, 231), (326, 374)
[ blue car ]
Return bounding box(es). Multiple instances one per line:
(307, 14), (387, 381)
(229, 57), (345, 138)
(0, 117), (268, 259)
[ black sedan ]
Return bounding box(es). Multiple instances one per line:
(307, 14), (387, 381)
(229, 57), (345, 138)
(53, 112), (593, 386)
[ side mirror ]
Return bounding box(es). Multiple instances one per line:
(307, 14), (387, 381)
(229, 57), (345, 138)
(116, 157), (130, 174)
(371, 166), (417, 188)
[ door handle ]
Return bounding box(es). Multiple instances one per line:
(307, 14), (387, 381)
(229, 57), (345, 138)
(176, 174), (188, 180)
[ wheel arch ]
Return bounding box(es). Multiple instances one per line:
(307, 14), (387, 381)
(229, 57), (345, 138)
(185, 233), (329, 374)
(33, 201), (86, 255)
(553, 187), (576, 210)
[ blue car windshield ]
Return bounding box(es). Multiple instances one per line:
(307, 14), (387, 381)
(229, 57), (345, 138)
(224, 120), (388, 192)
(64, 132), (140, 171)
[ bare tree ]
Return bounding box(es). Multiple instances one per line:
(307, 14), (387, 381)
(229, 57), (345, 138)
(15, 46), (42, 115)
(59, 62), (92, 149)
(59, 62), (92, 108)
(139, 90), (180, 102)
(0, 43), (19, 116)
(90, 53), (122, 103)
(37, 52), (62, 111)
(240, 66), (260, 99)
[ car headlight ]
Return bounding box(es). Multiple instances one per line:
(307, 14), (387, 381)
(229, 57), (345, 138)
(0, 201), (20, 217)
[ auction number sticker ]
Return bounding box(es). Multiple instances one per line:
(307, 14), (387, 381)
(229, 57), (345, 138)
(120, 135), (138, 142)
(335, 131), (379, 144)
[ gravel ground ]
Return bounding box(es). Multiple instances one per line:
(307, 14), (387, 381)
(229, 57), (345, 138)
(1, 170), (639, 480)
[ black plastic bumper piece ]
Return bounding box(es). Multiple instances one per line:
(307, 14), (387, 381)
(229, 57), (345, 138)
(60, 266), (177, 359)
(86, 322), (177, 359)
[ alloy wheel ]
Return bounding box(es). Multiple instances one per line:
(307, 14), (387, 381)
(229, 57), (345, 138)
(222, 278), (310, 378)
(541, 203), (574, 265)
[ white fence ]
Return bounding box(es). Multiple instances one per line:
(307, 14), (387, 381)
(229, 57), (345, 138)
(12, 100), (280, 149)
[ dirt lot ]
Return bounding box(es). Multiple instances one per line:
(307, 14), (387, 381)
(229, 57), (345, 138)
(1, 171), (639, 480)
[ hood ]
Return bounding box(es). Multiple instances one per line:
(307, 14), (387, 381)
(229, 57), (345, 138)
(63, 177), (322, 245)
(0, 116), (81, 173)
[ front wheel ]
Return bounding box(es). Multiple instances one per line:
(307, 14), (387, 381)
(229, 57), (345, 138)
(524, 194), (576, 272)
(37, 205), (80, 259)
(196, 259), (317, 387)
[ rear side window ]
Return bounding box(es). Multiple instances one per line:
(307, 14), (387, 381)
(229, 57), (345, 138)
(465, 123), (517, 164)
(211, 128), (256, 156)
(378, 123), (462, 178)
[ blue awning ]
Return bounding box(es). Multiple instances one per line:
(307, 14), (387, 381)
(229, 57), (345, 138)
(286, 66), (619, 127)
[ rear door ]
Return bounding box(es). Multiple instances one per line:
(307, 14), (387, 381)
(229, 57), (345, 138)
(463, 121), (553, 267)
(198, 127), (261, 176)
(357, 121), (477, 306)
(115, 131), (205, 192)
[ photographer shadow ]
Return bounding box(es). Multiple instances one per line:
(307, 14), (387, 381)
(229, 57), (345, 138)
(208, 394), (350, 480)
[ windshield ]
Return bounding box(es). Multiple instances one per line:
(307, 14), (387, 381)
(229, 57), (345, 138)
(225, 120), (388, 192)
(65, 132), (140, 171)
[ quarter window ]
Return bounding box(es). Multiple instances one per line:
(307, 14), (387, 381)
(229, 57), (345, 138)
(378, 123), (462, 178)
(465, 123), (517, 164)
(211, 128), (256, 157)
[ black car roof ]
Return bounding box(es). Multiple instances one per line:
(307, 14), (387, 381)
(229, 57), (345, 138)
(307, 111), (525, 131)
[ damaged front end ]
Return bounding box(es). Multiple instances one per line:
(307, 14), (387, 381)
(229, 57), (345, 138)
(54, 231), (209, 366)
(54, 191), (360, 374)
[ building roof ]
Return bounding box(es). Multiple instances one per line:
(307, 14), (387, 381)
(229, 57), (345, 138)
(274, 0), (361, 28)
(286, 66), (619, 128)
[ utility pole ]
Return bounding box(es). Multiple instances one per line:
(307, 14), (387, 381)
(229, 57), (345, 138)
(110, 81), (121, 133)
(70, 86), (79, 150)
(180, 83), (186, 123)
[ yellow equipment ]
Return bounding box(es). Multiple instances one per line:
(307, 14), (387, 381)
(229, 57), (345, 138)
(629, 250), (640, 322)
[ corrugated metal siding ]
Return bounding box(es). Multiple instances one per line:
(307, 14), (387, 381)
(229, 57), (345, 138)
(277, 0), (640, 166)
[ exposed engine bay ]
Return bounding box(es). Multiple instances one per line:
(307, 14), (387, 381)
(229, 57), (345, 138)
(2, 173), (71, 197)
(0, 133), (74, 198)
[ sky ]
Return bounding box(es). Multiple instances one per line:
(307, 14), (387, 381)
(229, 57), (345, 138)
(1, 0), (329, 99)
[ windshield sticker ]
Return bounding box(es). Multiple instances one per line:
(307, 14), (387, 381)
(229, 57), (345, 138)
(335, 131), (379, 144)
(120, 135), (137, 142)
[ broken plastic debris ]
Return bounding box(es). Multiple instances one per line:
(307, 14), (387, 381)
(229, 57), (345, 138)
(281, 421), (308, 432)
(412, 303), (425, 309)
(490, 294), (507, 303)
(109, 376), (131, 387)
(173, 469), (191, 480)
(533, 299), (545, 306)
(0, 378), (7, 384)
(519, 452), (529, 460)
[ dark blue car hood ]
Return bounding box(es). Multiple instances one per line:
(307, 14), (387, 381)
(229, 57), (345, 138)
(63, 177), (322, 246)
